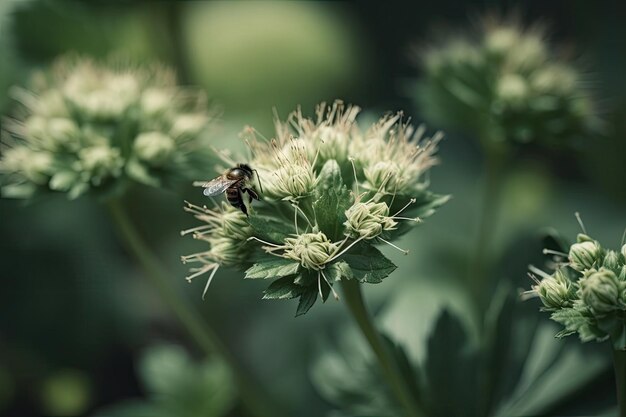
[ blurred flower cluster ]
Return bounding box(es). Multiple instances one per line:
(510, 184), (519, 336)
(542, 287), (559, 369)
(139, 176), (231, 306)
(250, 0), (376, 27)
(416, 16), (598, 147)
(182, 101), (449, 314)
(0, 55), (215, 199)
(530, 232), (626, 349)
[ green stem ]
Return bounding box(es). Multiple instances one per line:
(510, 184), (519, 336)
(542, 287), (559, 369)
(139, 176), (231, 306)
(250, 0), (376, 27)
(106, 198), (285, 417)
(613, 347), (626, 417)
(340, 279), (425, 417)
(469, 145), (507, 315)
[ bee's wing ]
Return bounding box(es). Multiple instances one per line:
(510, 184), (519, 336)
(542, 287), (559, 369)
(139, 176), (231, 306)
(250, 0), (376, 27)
(200, 177), (240, 197)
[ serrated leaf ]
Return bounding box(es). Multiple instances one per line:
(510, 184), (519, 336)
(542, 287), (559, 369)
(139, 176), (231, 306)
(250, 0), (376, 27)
(313, 160), (352, 240)
(296, 289), (318, 316)
(263, 276), (304, 300)
(245, 258), (299, 279)
(341, 244), (396, 283)
(326, 260), (353, 281)
(248, 214), (293, 243)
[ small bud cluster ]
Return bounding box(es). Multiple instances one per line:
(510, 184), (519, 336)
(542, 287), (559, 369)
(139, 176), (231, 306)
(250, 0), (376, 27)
(181, 201), (253, 299)
(182, 101), (449, 315)
(416, 16), (598, 147)
(0, 55), (215, 199)
(529, 232), (626, 348)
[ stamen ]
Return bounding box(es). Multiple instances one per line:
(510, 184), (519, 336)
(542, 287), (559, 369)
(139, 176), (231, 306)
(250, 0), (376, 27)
(520, 289), (539, 301)
(180, 224), (212, 236)
(292, 203), (314, 229)
(575, 212), (587, 234)
(317, 271), (323, 300)
(543, 248), (568, 257)
(327, 236), (366, 263)
(378, 237), (409, 255)
(202, 264), (220, 300)
(247, 236), (281, 248)
(320, 269), (339, 300)
(348, 157), (360, 195)
(528, 265), (552, 280)
(391, 198), (417, 217)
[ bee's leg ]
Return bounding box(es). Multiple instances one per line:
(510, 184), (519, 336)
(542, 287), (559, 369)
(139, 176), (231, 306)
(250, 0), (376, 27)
(238, 189), (249, 217)
(243, 187), (260, 203)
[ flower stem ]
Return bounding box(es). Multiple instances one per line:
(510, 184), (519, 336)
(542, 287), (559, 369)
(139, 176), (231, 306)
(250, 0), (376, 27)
(613, 347), (626, 417)
(106, 198), (285, 417)
(340, 279), (425, 417)
(469, 144), (508, 315)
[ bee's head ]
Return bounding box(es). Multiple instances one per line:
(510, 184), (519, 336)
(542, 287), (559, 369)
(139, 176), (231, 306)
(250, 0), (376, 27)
(237, 163), (254, 178)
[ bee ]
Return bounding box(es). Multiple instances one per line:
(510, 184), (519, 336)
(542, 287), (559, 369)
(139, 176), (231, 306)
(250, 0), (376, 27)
(196, 163), (262, 216)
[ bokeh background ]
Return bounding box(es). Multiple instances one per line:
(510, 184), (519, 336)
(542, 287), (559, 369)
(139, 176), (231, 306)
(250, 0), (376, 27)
(1, 1), (625, 416)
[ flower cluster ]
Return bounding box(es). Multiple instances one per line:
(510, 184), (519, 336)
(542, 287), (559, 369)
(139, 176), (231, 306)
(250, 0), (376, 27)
(182, 101), (449, 315)
(0, 55), (215, 199)
(415, 16), (598, 147)
(529, 231), (626, 349)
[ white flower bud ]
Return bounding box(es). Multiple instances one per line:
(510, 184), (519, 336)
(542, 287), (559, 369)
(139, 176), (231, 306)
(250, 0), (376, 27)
(531, 65), (577, 94)
(621, 244), (626, 261)
(344, 201), (397, 239)
(496, 73), (528, 105)
(484, 27), (519, 56)
(265, 163), (317, 199)
(316, 126), (350, 163)
(133, 132), (175, 165)
(0, 147), (53, 184)
(569, 240), (602, 272)
(536, 268), (574, 310)
(283, 232), (338, 270)
(579, 268), (620, 315)
(78, 145), (123, 183)
(140, 88), (173, 116)
(170, 114), (208, 138)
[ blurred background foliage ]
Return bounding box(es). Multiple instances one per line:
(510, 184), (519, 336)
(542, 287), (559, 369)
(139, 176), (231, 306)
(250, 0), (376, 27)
(0, 1), (625, 416)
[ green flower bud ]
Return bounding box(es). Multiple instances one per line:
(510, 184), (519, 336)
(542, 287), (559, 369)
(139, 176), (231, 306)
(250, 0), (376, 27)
(569, 240), (602, 272)
(621, 244), (626, 261)
(283, 232), (338, 270)
(603, 250), (620, 271)
(536, 268), (574, 310)
(579, 268), (620, 315)
(133, 132), (175, 165)
(344, 201), (397, 239)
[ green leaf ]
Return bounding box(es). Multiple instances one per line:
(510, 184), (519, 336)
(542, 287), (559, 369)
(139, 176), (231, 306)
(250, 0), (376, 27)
(296, 289), (318, 316)
(325, 260), (353, 282)
(245, 258), (299, 279)
(263, 276), (304, 300)
(424, 310), (480, 417)
(92, 401), (171, 417)
(313, 159), (352, 240)
(341, 244), (396, 283)
(248, 214), (293, 243)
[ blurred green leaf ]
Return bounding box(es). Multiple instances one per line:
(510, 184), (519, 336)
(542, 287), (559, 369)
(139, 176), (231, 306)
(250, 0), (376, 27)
(94, 344), (235, 417)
